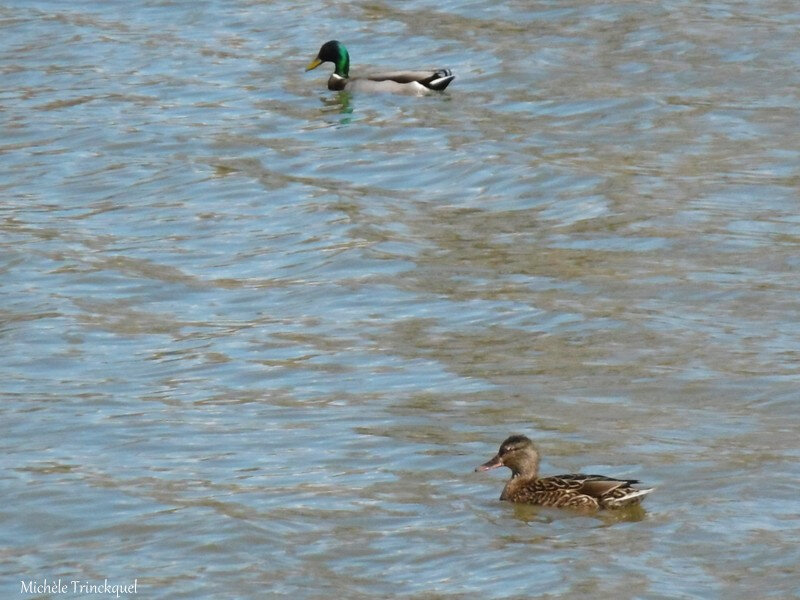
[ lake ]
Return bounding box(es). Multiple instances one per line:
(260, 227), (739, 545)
(2, 1), (800, 598)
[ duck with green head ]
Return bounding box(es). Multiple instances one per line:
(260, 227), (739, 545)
(305, 40), (454, 95)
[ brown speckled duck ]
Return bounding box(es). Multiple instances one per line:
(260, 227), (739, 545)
(476, 435), (653, 510)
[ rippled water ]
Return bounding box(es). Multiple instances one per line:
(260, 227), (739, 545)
(3, 0), (800, 598)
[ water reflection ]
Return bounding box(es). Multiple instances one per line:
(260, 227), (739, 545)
(320, 91), (354, 124)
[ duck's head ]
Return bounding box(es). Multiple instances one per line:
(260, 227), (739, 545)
(475, 435), (540, 478)
(305, 40), (350, 78)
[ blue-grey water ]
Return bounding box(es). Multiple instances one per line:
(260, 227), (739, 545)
(3, 1), (800, 598)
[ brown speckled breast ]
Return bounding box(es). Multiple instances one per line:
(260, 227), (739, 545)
(502, 477), (601, 509)
(500, 474), (648, 510)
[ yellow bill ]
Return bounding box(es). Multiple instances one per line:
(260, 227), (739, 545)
(305, 57), (322, 71)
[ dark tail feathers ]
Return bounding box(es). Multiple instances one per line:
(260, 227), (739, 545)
(422, 69), (455, 91)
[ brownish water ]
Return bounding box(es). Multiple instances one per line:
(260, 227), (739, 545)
(3, 1), (800, 598)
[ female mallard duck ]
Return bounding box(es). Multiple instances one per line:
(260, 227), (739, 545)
(476, 435), (654, 510)
(305, 40), (454, 95)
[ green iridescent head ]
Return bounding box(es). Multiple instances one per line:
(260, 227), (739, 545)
(305, 40), (350, 78)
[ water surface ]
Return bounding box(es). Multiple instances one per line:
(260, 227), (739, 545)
(2, 1), (800, 598)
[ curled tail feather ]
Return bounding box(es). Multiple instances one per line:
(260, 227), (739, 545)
(423, 69), (455, 91)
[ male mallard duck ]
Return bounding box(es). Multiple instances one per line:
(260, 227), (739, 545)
(305, 40), (454, 95)
(476, 435), (654, 510)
